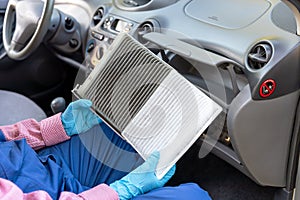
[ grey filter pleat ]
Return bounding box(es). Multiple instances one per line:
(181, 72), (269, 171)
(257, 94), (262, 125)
(74, 33), (171, 134)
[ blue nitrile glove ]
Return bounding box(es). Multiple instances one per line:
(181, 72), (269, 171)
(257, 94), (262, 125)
(61, 99), (101, 136)
(109, 151), (176, 200)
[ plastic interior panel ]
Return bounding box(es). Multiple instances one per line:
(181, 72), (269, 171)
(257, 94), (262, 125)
(185, 0), (271, 29)
(228, 86), (300, 186)
(271, 2), (297, 34)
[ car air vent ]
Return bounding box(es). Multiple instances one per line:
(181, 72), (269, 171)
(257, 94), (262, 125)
(123, 0), (151, 7)
(137, 20), (159, 44)
(114, 0), (177, 11)
(92, 7), (104, 26)
(247, 43), (272, 69)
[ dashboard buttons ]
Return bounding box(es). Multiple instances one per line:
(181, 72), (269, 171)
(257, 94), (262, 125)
(87, 41), (95, 53)
(91, 31), (104, 41)
(104, 17), (114, 27)
(259, 79), (276, 98)
(65, 17), (74, 30)
(96, 47), (104, 60)
(124, 23), (133, 32)
(69, 39), (78, 48)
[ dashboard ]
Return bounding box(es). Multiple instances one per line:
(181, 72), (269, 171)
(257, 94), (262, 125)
(53, 0), (300, 188)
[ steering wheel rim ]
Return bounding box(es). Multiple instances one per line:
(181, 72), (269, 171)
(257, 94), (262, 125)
(2, 0), (54, 60)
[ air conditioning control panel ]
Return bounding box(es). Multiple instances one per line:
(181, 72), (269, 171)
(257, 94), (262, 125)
(86, 7), (138, 69)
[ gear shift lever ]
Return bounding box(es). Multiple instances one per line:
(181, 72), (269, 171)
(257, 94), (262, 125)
(51, 97), (66, 114)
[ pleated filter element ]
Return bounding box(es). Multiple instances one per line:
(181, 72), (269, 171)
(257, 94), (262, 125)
(72, 33), (222, 179)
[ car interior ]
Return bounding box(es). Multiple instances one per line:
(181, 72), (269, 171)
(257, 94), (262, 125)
(0, 0), (300, 199)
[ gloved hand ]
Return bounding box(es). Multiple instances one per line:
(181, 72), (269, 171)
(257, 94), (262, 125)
(61, 99), (101, 136)
(109, 151), (176, 200)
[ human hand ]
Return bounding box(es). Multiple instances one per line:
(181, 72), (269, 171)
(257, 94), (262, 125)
(109, 151), (176, 200)
(61, 99), (101, 136)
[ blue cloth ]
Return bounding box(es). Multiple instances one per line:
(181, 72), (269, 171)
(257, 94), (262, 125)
(0, 124), (211, 200)
(0, 123), (143, 199)
(0, 139), (78, 199)
(133, 183), (211, 200)
(0, 130), (5, 142)
(38, 122), (143, 187)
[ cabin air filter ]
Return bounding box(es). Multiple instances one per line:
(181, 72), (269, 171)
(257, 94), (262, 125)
(72, 33), (222, 179)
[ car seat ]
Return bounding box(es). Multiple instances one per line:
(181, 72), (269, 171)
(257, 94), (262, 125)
(0, 90), (46, 125)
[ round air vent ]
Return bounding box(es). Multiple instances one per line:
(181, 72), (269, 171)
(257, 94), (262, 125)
(137, 20), (159, 44)
(122, 0), (151, 7)
(114, 0), (177, 11)
(247, 43), (272, 69)
(92, 7), (104, 26)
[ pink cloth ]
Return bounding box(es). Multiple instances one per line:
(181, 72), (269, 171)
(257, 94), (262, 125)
(0, 114), (120, 200)
(0, 113), (70, 150)
(0, 178), (119, 200)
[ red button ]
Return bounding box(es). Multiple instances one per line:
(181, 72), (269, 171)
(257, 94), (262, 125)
(259, 79), (276, 98)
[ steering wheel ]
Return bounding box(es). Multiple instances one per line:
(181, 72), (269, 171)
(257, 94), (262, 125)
(2, 0), (54, 60)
